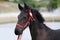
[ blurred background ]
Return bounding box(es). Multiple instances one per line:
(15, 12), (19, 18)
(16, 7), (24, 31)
(0, 0), (60, 40)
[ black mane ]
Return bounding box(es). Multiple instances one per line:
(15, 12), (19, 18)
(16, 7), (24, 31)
(31, 8), (45, 23)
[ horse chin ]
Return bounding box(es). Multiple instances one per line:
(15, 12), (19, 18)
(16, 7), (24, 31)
(15, 26), (23, 35)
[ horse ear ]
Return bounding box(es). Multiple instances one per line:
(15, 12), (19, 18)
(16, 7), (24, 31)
(24, 3), (29, 9)
(18, 4), (23, 11)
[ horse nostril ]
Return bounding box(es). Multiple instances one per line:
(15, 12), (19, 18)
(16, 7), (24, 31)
(15, 27), (23, 35)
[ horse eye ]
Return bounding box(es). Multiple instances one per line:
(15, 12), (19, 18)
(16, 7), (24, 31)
(23, 17), (27, 19)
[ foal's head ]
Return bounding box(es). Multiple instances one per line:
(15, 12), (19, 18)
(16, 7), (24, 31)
(15, 3), (44, 35)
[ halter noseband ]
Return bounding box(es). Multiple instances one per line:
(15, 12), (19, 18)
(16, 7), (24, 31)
(16, 10), (35, 31)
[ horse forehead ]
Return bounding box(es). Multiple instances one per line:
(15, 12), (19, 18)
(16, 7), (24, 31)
(19, 11), (27, 17)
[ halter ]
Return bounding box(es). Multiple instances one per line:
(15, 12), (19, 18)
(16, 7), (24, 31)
(16, 10), (35, 31)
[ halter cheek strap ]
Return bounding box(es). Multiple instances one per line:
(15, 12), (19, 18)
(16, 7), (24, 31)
(29, 10), (35, 21)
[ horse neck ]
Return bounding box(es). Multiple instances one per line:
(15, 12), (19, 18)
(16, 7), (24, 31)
(29, 21), (51, 40)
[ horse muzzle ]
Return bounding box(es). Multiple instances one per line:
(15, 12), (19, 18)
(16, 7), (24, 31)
(15, 25), (23, 35)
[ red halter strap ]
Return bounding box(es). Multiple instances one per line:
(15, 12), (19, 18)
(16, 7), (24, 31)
(16, 10), (35, 30)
